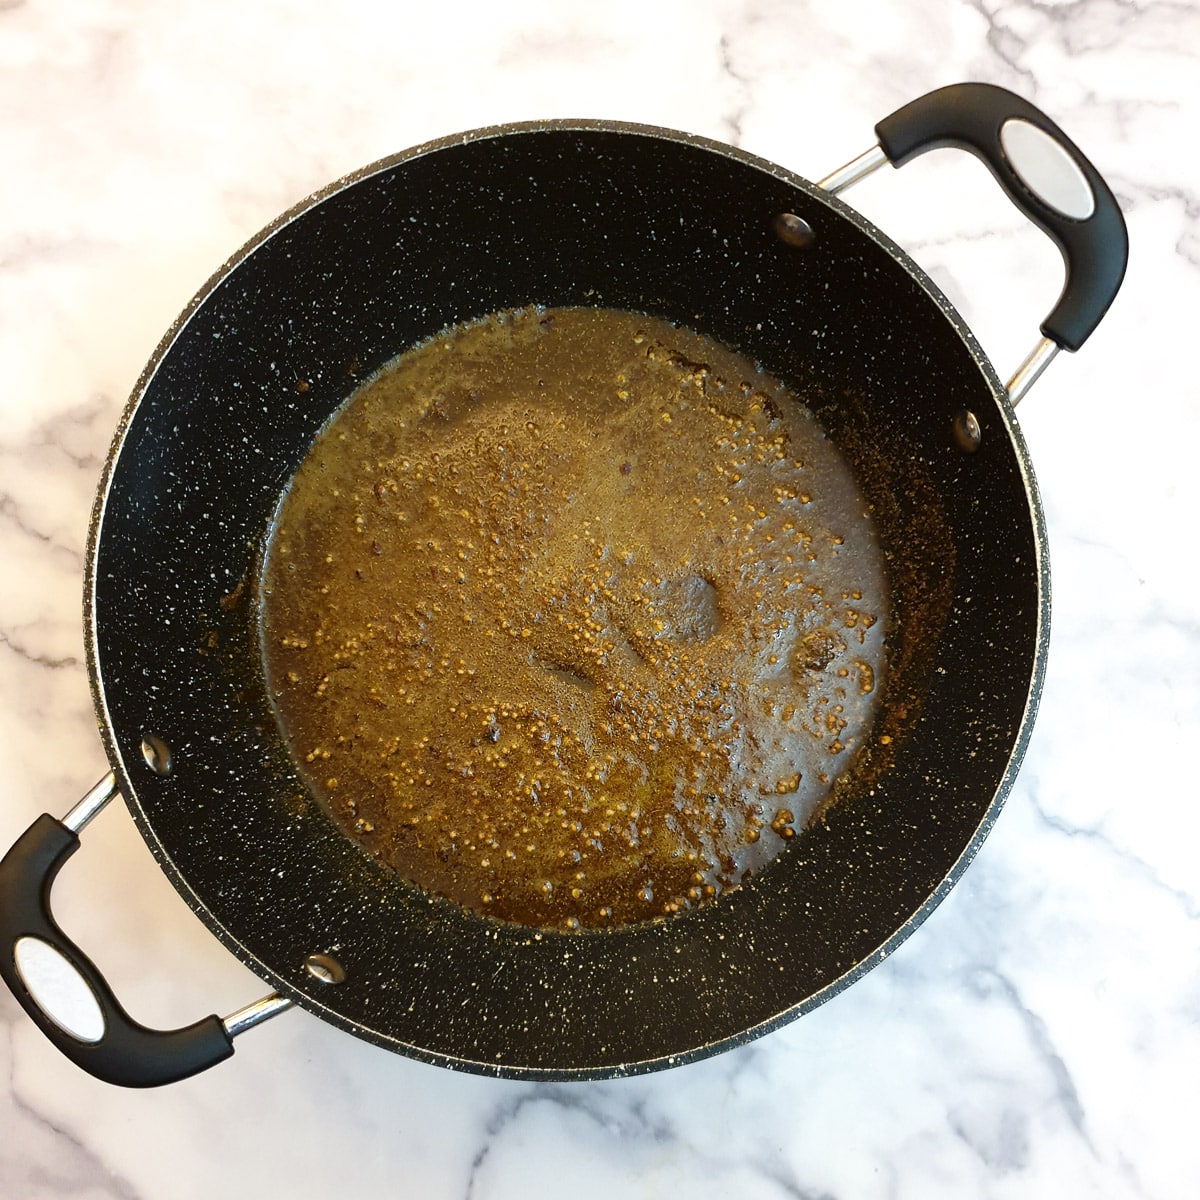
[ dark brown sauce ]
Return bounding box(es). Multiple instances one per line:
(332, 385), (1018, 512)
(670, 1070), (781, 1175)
(258, 307), (888, 929)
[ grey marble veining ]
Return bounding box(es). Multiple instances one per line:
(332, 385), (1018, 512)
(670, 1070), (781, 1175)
(2, 0), (1197, 1197)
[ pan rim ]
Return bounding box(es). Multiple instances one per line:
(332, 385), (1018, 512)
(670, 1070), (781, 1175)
(82, 118), (1051, 1079)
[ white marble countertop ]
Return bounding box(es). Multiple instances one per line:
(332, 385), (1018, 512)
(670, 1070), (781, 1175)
(2, 1), (1197, 1197)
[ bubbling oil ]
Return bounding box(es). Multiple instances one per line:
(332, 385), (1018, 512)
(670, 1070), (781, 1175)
(258, 307), (888, 929)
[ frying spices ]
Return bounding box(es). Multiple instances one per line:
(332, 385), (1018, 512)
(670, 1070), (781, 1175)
(259, 307), (888, 929)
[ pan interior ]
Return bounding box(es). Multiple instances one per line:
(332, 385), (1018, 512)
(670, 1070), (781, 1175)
(90, 123), (1044, 1077)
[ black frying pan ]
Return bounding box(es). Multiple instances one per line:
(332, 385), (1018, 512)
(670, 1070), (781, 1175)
(0, 84), (1127, 1086)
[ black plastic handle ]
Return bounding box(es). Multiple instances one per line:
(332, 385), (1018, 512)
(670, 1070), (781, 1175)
(0, 813), (234, 1087)
(875, 82), (1128, 352)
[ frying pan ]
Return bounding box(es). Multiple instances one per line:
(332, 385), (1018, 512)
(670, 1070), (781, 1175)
(0, 84), (1127, 1086)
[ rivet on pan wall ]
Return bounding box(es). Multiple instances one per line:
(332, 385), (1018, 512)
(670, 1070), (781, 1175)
(772, 212), (816, 248)
(953, 409), (982, 453)
(139, 734), (173, 776)
(304, 953), (347, 985)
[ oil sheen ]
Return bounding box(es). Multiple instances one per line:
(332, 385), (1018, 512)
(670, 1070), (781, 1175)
(258, 307), (888, 930)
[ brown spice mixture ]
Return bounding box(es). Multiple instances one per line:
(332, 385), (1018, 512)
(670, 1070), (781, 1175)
(258, 307), (888, 929)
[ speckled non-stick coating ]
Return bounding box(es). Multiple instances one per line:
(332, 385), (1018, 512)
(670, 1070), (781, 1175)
(84, 122), (1048, 1078)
